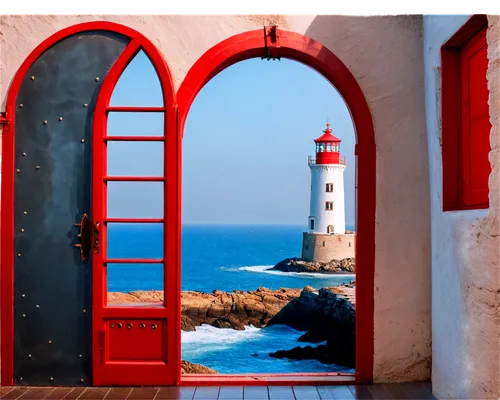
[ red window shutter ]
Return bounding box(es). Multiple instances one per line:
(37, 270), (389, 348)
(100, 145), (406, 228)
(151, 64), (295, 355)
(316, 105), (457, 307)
(461, 27), (491, 207)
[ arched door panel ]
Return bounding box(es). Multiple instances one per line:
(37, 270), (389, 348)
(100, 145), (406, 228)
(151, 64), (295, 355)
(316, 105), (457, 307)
(1, 22), (179, 387)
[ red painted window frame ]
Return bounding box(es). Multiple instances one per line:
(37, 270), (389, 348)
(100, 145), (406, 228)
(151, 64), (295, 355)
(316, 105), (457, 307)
(441, 15), (491, 211)
(177, 28), (376, 385)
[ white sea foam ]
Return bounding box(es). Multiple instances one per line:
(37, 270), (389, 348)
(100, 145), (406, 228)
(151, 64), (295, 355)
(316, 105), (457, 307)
(181, 325), (262, 355)
(239, 265), (355, 279)
(181, 324), (261, 345)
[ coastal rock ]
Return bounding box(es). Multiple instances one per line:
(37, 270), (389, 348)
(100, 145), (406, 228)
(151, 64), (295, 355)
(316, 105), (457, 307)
(181, 287), (302, 331)
(267, 284), (356, 368)
(270, 257), (355, 274)
(108, 287), (302, 331)
(181, 360), (218, 374)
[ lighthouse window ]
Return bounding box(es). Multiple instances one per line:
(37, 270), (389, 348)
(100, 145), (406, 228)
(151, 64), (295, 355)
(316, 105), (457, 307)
(326, 183), (334, 192)
(325, 201), (334, 211)
(310, 219), (315, 230)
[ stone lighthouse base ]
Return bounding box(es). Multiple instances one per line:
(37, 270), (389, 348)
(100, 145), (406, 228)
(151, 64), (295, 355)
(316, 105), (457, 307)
(301, 232), (355, 263)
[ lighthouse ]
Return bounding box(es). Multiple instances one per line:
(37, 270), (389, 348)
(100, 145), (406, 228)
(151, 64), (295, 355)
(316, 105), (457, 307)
(301, 123), (355, 263)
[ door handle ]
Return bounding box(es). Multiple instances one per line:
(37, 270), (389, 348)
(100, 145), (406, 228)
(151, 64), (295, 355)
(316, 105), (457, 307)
(74, 213), (91, 261)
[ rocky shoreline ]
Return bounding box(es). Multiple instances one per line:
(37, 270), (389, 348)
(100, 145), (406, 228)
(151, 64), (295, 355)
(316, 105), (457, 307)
(270, 257), (355, 274)
(109, 280), (355, 372)
(108, 287), (302, 331)
(267, 284), (355, 368)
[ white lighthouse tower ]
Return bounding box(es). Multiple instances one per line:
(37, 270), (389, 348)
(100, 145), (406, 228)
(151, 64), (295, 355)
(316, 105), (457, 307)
(301, 122), (354, 262)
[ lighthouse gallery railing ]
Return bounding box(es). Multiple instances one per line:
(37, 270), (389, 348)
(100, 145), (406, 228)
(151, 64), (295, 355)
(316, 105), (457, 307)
(308, 156), (346, 165)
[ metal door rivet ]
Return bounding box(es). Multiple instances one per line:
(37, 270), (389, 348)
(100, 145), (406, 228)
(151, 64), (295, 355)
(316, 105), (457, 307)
(22, 294), (26, 298)
(22, 152), (27, 157)
(48, 340), (52, 344)
(21, 229), (25, 233)
(95, 77), (100, 82)
(117, 323), (122, 328)
(43, 120), (48, 125)
(28, 354), (32, 358)
(36, 305), (40, 309)
(17, 253), (21, 257)
(81, 139), (85, 143)
(80, 378), (84, 383)
(36, 166), (40, 170)
(58, 117), (63, 121)
(20, 377), (23, 381)
(19, 104), (24, 108)
(110, 323), (116, 328)
(23, 211), (28, 215)
(151, 323), (157, 330)
(83, 103), (88, 108)
(30, 76), (35, 81)
(50, 377), (54, 382)
(78, 354), (82, 358)
(22, 313), (26, 317)
(17, 169), (21, 173)
(139, 323), (145, 328)
(127, 323), (133, 329)
(82, 309), (87, 313)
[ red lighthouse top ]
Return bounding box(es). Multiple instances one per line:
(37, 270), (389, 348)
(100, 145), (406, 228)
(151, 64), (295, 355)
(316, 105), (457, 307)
(313, 123), (342, 164)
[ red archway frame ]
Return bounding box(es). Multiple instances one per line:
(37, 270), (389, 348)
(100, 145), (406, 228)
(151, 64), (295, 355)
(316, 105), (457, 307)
(0, 21), (180, 386)
(1, 22), (375, 387)
(177, 28), (376, 385)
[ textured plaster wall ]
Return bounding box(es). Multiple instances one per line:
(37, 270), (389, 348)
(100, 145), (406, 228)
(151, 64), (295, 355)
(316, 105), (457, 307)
(301, 233), (355, 262)
(423, 15), (500, 399)
(0, 15), (432, 382)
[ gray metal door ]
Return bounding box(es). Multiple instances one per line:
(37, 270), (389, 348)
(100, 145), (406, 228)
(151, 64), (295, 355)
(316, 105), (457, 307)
(13, 31), (129, 386)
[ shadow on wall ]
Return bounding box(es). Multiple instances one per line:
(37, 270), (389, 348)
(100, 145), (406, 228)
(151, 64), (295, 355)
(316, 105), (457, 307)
(305, 15), (433, 383)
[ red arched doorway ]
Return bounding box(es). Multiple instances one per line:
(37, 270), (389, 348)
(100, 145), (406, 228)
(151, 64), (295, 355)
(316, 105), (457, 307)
(177, 27), (376, 384)
(0, 21), (179, 387)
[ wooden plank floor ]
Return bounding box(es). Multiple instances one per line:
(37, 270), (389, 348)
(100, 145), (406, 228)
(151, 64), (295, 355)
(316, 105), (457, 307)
(0, 383), (436, 399)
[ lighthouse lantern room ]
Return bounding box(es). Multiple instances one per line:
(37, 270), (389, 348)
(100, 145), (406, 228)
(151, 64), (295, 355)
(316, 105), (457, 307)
(313, 124), (343, 165)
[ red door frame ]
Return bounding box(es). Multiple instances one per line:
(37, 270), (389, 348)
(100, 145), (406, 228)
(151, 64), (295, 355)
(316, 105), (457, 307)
(0, 21), (180, 386)
(176, 28), (376, 385)
(91, 26), (179, 386)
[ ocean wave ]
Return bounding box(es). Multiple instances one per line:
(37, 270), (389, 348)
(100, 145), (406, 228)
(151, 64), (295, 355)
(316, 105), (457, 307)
(218, 266), (243, 272)
(182, 324), (261, 345)
(239, 265), (355, 279)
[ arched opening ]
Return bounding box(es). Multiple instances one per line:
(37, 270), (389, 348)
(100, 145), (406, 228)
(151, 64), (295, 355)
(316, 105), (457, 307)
(181, 57), (357, 376)
(177, 28), (375, 384)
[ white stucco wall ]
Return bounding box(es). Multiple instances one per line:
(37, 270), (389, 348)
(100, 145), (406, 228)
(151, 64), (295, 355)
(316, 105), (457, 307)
(0, 15), (432, 382)
(309, 164), (346, 234)
(423, 15), (500, 399)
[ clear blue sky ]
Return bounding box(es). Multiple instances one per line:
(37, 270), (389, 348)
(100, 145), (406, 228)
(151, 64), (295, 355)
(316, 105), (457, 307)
(108, 51), (355, 226)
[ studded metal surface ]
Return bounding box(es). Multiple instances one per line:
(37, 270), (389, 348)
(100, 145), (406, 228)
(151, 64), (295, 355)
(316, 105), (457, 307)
(14, 31), (129, 386)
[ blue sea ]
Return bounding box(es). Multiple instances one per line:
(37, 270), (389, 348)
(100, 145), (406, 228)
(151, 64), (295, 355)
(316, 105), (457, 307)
(107, 224), (355, 374)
